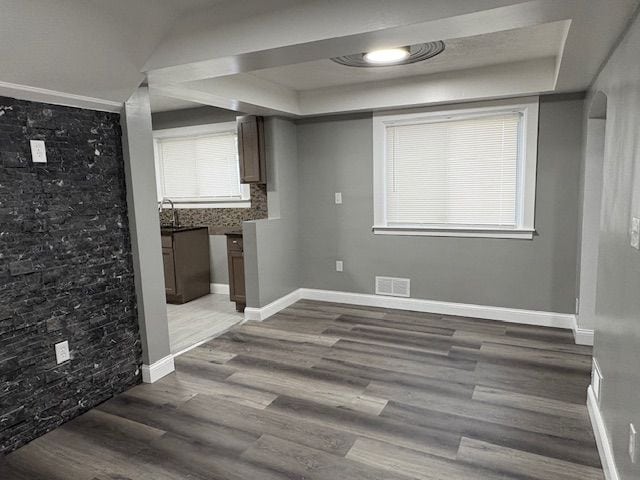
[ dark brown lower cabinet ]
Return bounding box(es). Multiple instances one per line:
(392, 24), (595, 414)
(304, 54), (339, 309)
(161, 227), (210, 304)
(226, 233), (246, 312)
(162, 247), (176, 296)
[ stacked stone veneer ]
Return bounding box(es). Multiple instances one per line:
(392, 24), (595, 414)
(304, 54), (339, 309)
(0, 97), (141, 454)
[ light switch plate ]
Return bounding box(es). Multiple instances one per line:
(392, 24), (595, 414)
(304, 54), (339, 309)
(336, 260), (343, 272)
(30, 140), (47, 163)
(631, 217), (639, 250)
(335, 192), (342, 204)
(630, 423), (637, 463)
(55, 341), (70, 364)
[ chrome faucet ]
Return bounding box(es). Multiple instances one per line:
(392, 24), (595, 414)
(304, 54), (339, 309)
(158, 197), (179, 228)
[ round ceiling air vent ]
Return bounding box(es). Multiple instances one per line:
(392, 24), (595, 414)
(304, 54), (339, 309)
(331, 41), (446, 67)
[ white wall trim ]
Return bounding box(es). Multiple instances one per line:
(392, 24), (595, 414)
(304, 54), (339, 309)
(152, 124), (251, 206)
(373, 226), (535, 239)
(372, 97), (539, 237)
(174, 201), (251, 209)
(153, 121), (237, 138)
(141, 355), (175, 383)
(574, 327), (595, 346)
(244, 287), (590, 344)
(587, 385), (620, 480)
(244, 289), (302, 321)
(0, 80), (122, 113)
(300, 288), (576, 327)
(210, 283), (230, 295)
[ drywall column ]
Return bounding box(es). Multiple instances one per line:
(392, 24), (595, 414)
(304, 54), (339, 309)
(577, 119), (606, 331)
(243, 118), (300, 309)
(243, 221), (260, 307)
(121, 87), (173, 381)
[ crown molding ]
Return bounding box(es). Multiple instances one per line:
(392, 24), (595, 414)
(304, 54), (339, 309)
(0, 81), (122, 113)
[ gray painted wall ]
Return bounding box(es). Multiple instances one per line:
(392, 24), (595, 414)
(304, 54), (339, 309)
(577, 119), (606, 330)
(245, 117), (300, 307)
(586, 10), (640, 480)
(295, 96), (584, 314)
(210, 235), (229, 285)
(151, 106), (240, 130)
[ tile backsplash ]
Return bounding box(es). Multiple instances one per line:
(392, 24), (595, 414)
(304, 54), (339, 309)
(159, 184), (268, 234)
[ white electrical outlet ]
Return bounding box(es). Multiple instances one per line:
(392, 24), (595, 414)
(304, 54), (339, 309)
(55, 341), (70, 364)
(30, 140), (47, 163)
(335, 192), (342, 204)
(631, 217), (639, 250)
(336, 260), (343, 272)
(630, 423), (637, 464)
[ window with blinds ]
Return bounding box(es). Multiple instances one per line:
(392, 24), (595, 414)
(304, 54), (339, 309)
(154, 129), (246, 203)
(373, 101), (538, 239)
(384, 113), (521, 228)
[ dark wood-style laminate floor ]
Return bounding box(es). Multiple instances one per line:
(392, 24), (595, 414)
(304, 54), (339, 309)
(0, 300), (603, 480)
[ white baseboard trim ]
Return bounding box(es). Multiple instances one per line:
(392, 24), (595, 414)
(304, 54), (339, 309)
(0, 80), (122, 112)
(587, 385), (620, 480)
(141, 355), (175, 383)
(210, 283), (230, 295)
(244, 289), (302, 321)
(243, 287), (589, 344)
(301, 287), (578, 329)
(574, 327), (595, 346)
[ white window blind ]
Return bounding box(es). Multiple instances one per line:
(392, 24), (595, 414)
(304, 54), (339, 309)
(385, 113), (521, 227)
(156, 131), (242, 201)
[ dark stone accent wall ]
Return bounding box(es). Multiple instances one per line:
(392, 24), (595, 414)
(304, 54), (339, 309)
(159, 183), (268, 234)
(0, 97), (141, 454)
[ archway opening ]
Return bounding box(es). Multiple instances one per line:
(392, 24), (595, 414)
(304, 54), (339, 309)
(577, 91), (607, 334)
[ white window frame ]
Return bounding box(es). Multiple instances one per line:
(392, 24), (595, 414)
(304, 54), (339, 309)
(372, 97), (539, 239)
(153, 122), (251, 209)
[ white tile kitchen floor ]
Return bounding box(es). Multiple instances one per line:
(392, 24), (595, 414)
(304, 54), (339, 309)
(167, 293), (244, 355)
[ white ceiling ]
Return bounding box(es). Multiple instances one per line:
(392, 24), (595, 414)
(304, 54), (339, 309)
(0, 0), (287, 110)
(169, 0), (231, 14)
(146, 0), (640, 116)
(249, 21), (568, 92)
(1, 0), (638, 115)
(0, 0), (175, 108)
(149, 94), (203, 113)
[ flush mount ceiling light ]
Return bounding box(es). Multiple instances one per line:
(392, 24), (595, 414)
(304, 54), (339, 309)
(331, 41), (445, 67)
(363, 47), (410, 64)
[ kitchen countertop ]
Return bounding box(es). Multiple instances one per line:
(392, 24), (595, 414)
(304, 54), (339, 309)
(209, 226), (243, 236)
(160, 226), (208, 235)
(160, 225), (243, 236)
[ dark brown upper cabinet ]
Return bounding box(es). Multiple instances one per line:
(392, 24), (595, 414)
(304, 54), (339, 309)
(237, 115), (266, 184)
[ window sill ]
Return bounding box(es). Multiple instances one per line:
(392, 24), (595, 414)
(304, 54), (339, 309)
(372, 226), (535, 239)
(172, 201), (251, 209)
